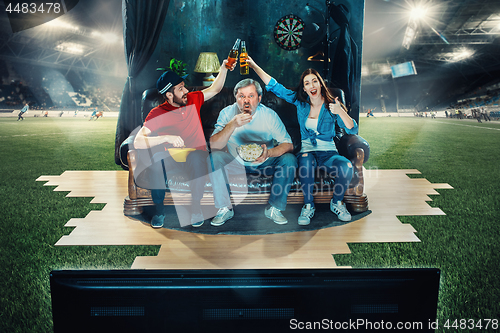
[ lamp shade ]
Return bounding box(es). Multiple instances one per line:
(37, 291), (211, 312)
(193, 52), (221, 73)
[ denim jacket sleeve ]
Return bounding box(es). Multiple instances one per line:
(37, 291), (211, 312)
(318, 105), (358, 137)
(333, 112), (358, 135)
(265, 78), (298, 106)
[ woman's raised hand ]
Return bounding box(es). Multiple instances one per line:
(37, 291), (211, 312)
(246, 56), (256, 69)
(329, 97), (342, 114)
(246, 56), (272, 85)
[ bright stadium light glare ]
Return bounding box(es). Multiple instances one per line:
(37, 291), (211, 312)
(450, 48), (474, 62)
(45, 19), (79, 32)
(55, 42), (85, 55)
(402, 26), (417, 50)
(361, 66), (369, 76)
(91, 30), (120, 44)
(410, 6), (428, 20)
(380, 64), (392, 75)
(102, 32), (119, 44)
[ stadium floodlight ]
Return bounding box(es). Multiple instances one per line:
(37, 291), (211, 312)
(402, 2), (435, 49)
(55, 42), (85, 55)
(44, 19), (79, 33)
(410, 6), (428, 20)
(450, 48), (474, 62)
(403, 24), (417, 49)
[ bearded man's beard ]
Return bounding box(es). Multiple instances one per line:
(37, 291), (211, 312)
(173, 94), (188, 106)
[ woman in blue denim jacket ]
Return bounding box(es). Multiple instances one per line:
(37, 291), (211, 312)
(247, 57), (358, 225)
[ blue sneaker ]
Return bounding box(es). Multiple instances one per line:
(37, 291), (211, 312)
(191, 213), (205, 227)
(151, 214), (164, 228)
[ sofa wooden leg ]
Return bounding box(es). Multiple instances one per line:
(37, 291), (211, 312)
(123, 197), (143, 216)
(124, 206), (143, 216)
(344, 194), (369, 213)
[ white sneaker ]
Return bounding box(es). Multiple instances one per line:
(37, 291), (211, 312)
(330, 200), (351, 222)
(298, 204), (315, 225)
(265, 206), (288, 225)
(211, 207), (234, 226)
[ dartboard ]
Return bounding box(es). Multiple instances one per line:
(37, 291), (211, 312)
(273, 14), (305, 51)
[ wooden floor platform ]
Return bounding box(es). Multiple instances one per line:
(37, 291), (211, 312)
(36, 168), (452, 269)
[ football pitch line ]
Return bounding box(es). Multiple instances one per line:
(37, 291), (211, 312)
(0, 130), (105, 139)
(434, 120), (500, 131)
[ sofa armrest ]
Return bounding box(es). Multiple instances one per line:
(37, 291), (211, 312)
(336, 134), (370, 197)
(336, 134), (370, 163)
(119, 135), (136, 170)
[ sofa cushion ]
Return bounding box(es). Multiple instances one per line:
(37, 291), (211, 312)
(135, 170), (339, 195)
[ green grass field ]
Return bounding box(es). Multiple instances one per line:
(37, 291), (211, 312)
(0, 115), (499, 332)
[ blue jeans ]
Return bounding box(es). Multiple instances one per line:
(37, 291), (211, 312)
(297, 151), (353, 205)
(149, 150), (209, 207)
(208, 151), (297, 211)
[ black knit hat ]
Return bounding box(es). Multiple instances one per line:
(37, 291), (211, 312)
(156, 71), (188, 94)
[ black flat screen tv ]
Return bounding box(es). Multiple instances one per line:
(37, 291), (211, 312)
(50, 268), (440, 332)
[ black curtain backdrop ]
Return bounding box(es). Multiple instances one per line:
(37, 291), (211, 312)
(114, 0), (170, 167)
(329, 4), (359, 124)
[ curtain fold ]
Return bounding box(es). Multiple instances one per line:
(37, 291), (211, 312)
(329, 4), (358, 122)
(115, 0), (170, 167)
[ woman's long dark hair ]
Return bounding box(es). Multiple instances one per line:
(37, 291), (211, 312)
(293, 68), (335, 105)
(293, 68), (349, 113)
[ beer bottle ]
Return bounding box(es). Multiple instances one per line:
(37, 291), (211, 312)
(226, 38), (240, 69)
(240, 41), (249, 75)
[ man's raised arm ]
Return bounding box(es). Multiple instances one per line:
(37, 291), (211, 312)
(202, 60), (235, 102)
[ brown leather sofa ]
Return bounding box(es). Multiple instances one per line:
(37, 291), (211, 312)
(120, 86), (370, 216)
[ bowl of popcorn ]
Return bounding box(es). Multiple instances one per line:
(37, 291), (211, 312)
(237, 143), (263, 162)
(168, 148), (196, 162)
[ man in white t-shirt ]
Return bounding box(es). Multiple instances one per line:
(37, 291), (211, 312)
(208, 78), (297, 226)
